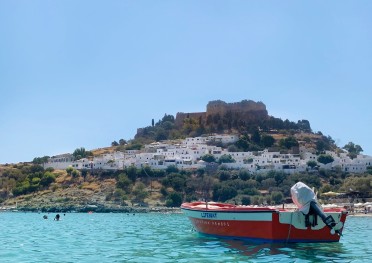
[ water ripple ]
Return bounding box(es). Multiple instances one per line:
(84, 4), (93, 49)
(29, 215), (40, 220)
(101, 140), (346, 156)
(0, 213), (371, 262)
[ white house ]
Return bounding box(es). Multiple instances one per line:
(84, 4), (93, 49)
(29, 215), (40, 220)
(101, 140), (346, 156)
(43, 134), (372, 175)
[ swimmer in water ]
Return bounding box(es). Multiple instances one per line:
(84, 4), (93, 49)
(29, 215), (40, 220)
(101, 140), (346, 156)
(54, 214), (60, 221)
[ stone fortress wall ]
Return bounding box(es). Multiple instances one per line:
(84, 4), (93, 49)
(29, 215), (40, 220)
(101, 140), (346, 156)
(175, 99), (269, 127)
(206, 99), (267, 116)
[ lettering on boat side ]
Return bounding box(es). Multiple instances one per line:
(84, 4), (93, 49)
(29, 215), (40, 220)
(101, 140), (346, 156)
(201, 212), (217, 218)
(194, 219), (230, 227)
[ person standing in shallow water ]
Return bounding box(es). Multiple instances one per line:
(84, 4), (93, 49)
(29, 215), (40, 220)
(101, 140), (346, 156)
(54, 214), (60, 221)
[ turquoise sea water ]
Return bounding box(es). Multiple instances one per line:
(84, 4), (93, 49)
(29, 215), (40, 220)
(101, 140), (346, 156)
(0, 212), (371, 263)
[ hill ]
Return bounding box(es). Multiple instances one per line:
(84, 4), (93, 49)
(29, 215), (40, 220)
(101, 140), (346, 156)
(1, 99), (371, 212)
(134, 99), (334, 153)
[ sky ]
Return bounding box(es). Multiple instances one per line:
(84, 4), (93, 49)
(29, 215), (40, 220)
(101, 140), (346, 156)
(0, 1), (371, 164)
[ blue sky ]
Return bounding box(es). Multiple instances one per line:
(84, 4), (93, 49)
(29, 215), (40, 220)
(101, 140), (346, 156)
(1, 1), (371, 164)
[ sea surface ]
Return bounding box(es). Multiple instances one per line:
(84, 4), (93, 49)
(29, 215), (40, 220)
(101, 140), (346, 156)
(0, 212), (371, 263)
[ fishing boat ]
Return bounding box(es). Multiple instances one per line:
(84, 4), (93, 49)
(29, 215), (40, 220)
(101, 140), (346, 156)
(181, 182), (348, 243)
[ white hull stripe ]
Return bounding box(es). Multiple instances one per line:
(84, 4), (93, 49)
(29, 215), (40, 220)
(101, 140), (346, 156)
(182, 209), (273, 221)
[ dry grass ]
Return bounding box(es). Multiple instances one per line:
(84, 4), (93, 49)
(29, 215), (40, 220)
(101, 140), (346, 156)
(102, 178), (116, 184)
(81, 182), (101, 192)
(38, 190), (52, 195)
(271, 134), (287, 140)
(151, 180), (162, 191)
(146, 191), (165, 206)
(91, 146), (117, 156)
(55, 173), (71, 184)
(53, 170), (66, 177)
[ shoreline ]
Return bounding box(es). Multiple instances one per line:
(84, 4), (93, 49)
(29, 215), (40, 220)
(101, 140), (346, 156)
(347, 213), (372, 217)
(0, 205), (182, 214)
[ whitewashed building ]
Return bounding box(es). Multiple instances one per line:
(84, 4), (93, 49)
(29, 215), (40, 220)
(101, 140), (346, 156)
(43, 135), (372, 174)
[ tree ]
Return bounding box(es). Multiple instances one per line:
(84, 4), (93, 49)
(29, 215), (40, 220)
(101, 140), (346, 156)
(32, 156), (50, 165)
(213, 184), (237, 202)
(113, 189), (127, 203)
(201, 154), (216, 163)
(81, 169), (88, 180)
(196, 168), (205, 177)
(73, 147), (92, 160)
(218, 171), (231, 181)
(126, 166), (138, 182)
(297, 119), (311, 132)
(317, 154), (334, 165)
(161, 114), (175, 123)
(227, 145), (238, 152)
(279, 136), (299, 149)
(251, 129), (261, 144)
(166, 165), (179, 174)
(218, 154), (235, 164)
(40, 172), (55, 187)
(316, 140), (327, 152)
(270, 171), (286, 186)
(241, 195), (251, 205)
(30, 165), (44, 174)
(119, 139), (127, 145)
(116, 173), (132, 192)
(199, 175), (214, 201)
(244, 158), (254, 164)
(340, 176), (372, 196)
(66, 167), (74, 175)
(155, 127), (168, 141)
(261, 178), (276, 189)
(307, 160), (318, 169)
(45, 167), (54, 172)
(239, 169), (250, 181)
(261, 135), (275, 148)
(111, 141), (119, 146)
(235, 135), (250, 151)
(164, 173), (186, 191)
(160, 186), (168, 197)
(162, 121), (174, 130)
(71, 169), (80, 178)
(132, 182), (149, 203)
(165, 192), (183, 207)
(343, 142), (363, 159)
(271, 191), (283, 204)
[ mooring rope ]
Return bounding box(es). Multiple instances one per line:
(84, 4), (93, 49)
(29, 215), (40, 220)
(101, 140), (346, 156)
(286, 212), (293, 243)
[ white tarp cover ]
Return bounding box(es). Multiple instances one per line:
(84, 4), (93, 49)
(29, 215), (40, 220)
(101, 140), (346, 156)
(291, 182), (318, 214)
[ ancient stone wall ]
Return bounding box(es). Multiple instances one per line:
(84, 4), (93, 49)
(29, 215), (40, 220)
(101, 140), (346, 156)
(174, 100), (268, 128)
(206, 100), (267, 116)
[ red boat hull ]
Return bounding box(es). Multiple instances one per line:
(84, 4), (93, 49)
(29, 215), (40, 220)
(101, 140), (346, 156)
(181, 202), (347, 243)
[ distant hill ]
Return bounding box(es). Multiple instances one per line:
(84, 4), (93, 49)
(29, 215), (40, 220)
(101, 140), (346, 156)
(134, 99), (336, 153)
(2, 99), (370, 212)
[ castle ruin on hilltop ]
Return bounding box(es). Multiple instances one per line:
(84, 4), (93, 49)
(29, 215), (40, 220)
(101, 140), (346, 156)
(174, 99), (268, 127)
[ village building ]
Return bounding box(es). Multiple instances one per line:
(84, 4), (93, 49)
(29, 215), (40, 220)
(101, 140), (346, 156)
(43, 135), (372, 174)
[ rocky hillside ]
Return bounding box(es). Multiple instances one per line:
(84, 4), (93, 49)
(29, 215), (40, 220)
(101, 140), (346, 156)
(0, 164), (169, 212)
(133, 99), (335, 155)
(1, 99), (370, 212)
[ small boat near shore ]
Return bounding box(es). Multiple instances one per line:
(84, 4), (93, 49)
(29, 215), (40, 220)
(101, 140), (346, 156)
(181, 182), (348, 243)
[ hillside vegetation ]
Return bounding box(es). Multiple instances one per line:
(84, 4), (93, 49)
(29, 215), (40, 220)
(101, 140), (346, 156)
(1, 99), (371, 211)
(1, 159), (372, 212)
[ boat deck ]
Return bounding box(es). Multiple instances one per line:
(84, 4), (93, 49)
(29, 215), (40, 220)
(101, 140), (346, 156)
(181, 201), (346, 213)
